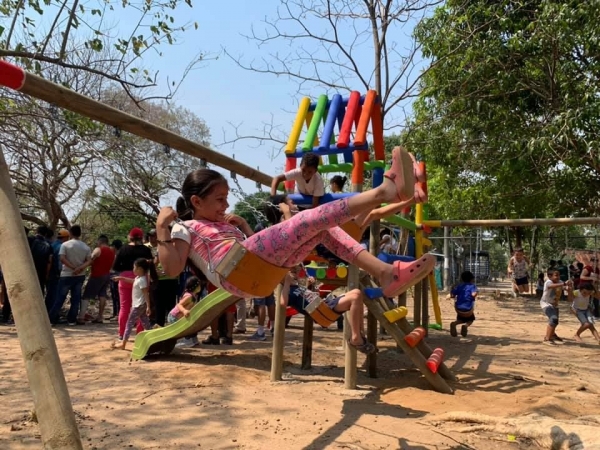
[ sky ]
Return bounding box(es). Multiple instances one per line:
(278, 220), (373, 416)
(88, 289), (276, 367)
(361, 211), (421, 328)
(122, 0), (426, 207)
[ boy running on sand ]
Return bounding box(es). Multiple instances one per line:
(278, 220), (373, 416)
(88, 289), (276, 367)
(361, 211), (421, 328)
(568, 282), (600, 344)
(540, 269), (569, 346)
(449, 271), (478, 338)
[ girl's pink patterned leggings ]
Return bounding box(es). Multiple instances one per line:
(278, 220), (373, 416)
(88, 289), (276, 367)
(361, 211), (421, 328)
(242, 198), (364, 268)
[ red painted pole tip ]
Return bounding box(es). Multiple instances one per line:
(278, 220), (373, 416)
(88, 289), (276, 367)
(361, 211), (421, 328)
(0, 60), (26, 90)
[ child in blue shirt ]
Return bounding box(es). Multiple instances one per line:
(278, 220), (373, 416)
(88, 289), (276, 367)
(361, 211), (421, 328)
(449, 271), (478, 337)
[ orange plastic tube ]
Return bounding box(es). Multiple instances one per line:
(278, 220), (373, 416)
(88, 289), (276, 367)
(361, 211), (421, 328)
(354, 90), (376, 146)
(337, 91), (361, 148)
(404, 326), (426, 348)
(426, 348), (445, 374)
(371, 99), (385, 160)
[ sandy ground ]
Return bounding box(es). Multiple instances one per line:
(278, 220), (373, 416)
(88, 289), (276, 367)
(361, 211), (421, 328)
(2, 282), (600, 450)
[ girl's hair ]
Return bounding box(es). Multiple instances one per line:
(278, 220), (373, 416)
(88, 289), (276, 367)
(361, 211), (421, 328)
(330, 175), (347, 191)
(176, 169), (228, 221)
(460, 271), (475, 283)
(184, 276), (202, 293)
(264, 194), (289, 225)
(538, 272), (544, 279)
(134, 258), (159, 284)
(579, 282), (595, 292)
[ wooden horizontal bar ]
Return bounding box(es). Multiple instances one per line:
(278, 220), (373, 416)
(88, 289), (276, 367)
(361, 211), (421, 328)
(0, 60), (272, 186)
(423, 217), (600, 228)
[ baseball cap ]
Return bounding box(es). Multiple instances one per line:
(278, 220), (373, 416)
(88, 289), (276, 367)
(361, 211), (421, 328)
(128, 227), (144, 239)
(57, 229), (70, 239)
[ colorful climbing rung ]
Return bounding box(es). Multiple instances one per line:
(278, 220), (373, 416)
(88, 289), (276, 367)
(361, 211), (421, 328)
(383, 306), (408, 323)
(404, 327), (426, 348)
(426, 348), (445, 374)
(363, 287), (384, 300)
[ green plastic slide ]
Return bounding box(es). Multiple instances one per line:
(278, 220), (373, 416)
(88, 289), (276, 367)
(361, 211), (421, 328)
(130, 288), (240, 360)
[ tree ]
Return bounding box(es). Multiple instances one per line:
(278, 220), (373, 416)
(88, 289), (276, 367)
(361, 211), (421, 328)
(223, 0), (443, 150)
(0, 59), (108, 228)
(97, 93), (211, 222)
(405, 1), (600, 221)
(0, 0), (203, 99)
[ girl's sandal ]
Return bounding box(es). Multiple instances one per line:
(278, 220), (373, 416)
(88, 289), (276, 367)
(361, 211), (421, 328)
(383, 255), (435, 297)
(384, 147), (415, 202)
(348, 336), (378, 355)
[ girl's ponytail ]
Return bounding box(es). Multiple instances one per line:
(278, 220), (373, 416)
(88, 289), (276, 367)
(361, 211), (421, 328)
(134, 257), (160, 289)
(147, 260), (160, 288)
(176, 196), (193, 221)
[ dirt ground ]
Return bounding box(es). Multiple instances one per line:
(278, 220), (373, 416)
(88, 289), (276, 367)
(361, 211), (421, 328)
(2, 282), (600, 450)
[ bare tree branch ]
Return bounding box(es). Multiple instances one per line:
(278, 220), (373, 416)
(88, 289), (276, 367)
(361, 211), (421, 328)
(221, 0), (443, 149)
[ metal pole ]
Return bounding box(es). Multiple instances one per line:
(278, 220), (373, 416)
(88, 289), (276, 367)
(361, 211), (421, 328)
(424, 217), (600, 228)
(443, 226), (451, 290)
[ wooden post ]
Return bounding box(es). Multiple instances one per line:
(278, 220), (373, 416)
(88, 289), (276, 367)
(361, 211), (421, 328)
(366, 220), (380, 379)
(270, 284), (285, 381)
(342, 176), (364, 389)
(0, 150), (83, 449)
(366, 311), (378, 378)
(301, 314), (314, 370)
(398, 292), (407, 307)
(344, 265), (359, 388)
(413, 282), (422, 328)
(421, 279), (429, 335)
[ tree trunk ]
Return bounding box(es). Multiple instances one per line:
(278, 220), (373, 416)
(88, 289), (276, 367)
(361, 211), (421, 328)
(0, 148), (83, 449)
(513, 226), (523, 248)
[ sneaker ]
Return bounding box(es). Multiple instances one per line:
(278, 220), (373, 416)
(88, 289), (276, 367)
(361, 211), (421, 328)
(202, 336), (220, 345)
(248, 331), (267, 341)
(543, 339), (557, 346)
(67, 322), (77, 326)
(175, 338), (195, 348)
(190, 337), (200, 346)
(450, 322), (458, 337)
(221, 336), (233, 345)
(460, 325), (468, 337)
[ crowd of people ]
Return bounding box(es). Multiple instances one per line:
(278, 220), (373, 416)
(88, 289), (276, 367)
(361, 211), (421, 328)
(0, 220), (378, 352)
(0, 223), (305, 347)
